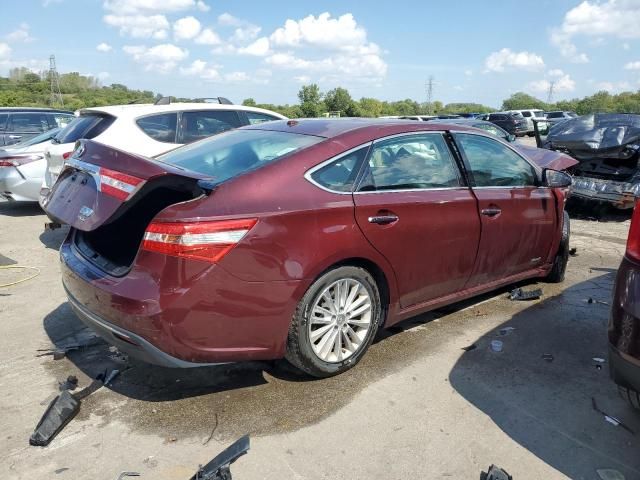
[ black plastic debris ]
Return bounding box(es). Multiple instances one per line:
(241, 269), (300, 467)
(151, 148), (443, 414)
(461, 344), (477, 352)
(569, 247), (578, 256)
(508, 287), (542, 301)
(116, 473), (140, 480)
(58, 375), (79, 391)
(190, 435), (250, 480)
(481, 464), (513, 480)
(29, 390), (80, 446)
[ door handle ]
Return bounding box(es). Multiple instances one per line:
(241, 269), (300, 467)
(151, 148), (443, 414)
(368, 214), (399, 225)
(481, 208), (501, 217)
(8, 135), (22, 139)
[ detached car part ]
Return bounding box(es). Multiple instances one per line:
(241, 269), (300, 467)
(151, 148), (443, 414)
(190, 435), (250, 480)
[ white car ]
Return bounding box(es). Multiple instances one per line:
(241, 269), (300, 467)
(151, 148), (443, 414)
(0, 128), (61, 202)
(40, 99), (287, 206)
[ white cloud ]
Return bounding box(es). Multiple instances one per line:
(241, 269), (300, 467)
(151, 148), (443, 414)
(173, 16), (201, 41)
(104, 14), (169, 39)
(123, 43), (188, 73)
(179, 59), (219, 79)
(0, 43), (11, 59)
(528, 73), (576, 94)
(238, 37), (270, 56)
(293, 75), (311, 83)
(596, 80), (632, 92)
(104, 0), (205, 14)
(623, 42), (631, 50)
(552, 0), (640, 61)
(624, 61), (640, 70)
(6, 23), (34, 43)
(96, 42), (113, 52)
(230, 25), (261, 44)
(195, 28), (221, 45)
(547, 68), (565, 77)
(218, 13), (243, 27)
(484, 48), (545, 72)
(265, 51), (387, 78)
(97, 71), (110, 80)
(224, 71), (250, 82)
(270, 13), (366, 50)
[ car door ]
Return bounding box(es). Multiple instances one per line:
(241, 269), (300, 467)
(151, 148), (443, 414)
(452, 132), (557, 287)
(353, 132), (481, 308)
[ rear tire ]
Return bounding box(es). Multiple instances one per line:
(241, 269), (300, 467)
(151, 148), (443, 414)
(285, 266), (382, 378)
(618, 385), (640, 410)
(546, 211), (570, 283)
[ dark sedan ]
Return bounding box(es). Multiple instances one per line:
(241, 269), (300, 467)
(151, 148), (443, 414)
(610, 201), (640, 410)
(485, 112), (529, 136)
(45, 119), (575, 377)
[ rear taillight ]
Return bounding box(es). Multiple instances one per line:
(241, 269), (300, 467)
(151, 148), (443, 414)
(98, 167), (144, 201)
(62, 151), (73, 160)
(142, 218), (257, 263)
(626, 200), (640, 262)
(0, 155), (43, 167)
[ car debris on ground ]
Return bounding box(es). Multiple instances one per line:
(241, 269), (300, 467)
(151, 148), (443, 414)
(508, 287), (543, 301)
(592, 398), (635, 435)
(480, 464), (513, 480)
(190, 435), (250, 480)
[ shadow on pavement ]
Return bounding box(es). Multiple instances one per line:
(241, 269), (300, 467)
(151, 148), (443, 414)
(567, 199), (632, 222)
(449, 272), (640, 479)
(0, 201), (43, 217)
(38, 226), (69, 250)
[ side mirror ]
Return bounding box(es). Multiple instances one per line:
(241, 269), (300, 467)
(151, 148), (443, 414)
(506, 134), (516, 142)
(544, 169), (572, 188)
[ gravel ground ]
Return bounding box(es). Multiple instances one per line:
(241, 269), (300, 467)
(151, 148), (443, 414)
(1, 198), (639, 480)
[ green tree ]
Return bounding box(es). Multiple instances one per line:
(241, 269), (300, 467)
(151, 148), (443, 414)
(324, 87), (354, 116)
(297, 84), (323, 117)
(242, 98), (257, 106)
(501, 92), (547, 110)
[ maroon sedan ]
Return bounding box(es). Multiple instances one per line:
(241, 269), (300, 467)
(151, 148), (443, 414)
(44, 119), (576, 377)
(610, 201), (640, 410)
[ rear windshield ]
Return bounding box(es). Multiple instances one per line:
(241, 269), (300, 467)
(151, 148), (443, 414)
(54, 113), (114, 144)
(156, 129), (323, 183)
(11, 127), (60, 147)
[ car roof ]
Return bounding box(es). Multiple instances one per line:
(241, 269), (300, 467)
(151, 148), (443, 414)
(79, 102), (286, 119)
(243, 118), (479, 139)
(429, 118), (495, 126)
(0, 107), (73, 114)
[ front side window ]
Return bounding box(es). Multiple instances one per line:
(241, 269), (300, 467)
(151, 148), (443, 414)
(310, 147), (368, 192)
(455, 133), (537, 187)
(136, 113), (178, 143)
(180, 110), (242, 143)
(246, 111), (279, 125)
(8, 113), (50, 133)
(157, 129), (323, 184)
(358, 133), (460, 191)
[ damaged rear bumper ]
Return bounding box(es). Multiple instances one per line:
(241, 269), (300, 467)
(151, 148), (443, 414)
(571, 176), (640, 209)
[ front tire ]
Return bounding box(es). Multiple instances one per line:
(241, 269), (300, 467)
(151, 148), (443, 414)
(285, 266), (382, 377)
(546, 211), (570, 283)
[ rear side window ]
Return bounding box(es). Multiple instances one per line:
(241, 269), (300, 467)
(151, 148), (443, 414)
(8, 113), (50, 133)
(180, 110), (242, 143)
(0, 113), (7, 131)
(246, 111), (279, 125)
(54, 114), (115, 144)
(522, 111), (532, 117)
(310, 147), (368, 192)
(157, 129), (322, 184)
(359, 133), (460, 191)
(455, 133), (536, 187)
(136, 113), (178, 143)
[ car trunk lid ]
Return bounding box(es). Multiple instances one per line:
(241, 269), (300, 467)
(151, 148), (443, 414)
(43, 140), (209, 231)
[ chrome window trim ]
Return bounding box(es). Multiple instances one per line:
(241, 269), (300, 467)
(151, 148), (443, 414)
(451, 130), (544, 188)
(304, 142), (373, 195)
(353, 186), (468, 195)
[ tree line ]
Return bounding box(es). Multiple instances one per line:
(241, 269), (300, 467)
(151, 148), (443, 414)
(2, 67), (640, 117)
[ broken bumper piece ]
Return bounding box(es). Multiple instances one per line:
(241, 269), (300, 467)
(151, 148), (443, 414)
(571, 176), (640, 208)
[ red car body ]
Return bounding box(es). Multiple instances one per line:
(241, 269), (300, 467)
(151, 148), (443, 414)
(46, 119), (576, 369)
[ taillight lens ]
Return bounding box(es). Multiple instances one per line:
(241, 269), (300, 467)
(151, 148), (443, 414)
(0, 155), (43, 167)
(142, 218), (258, 263)
(626, 199), (640, 262)
(62, 151), (73, 160)
(98, 167), (144, 201)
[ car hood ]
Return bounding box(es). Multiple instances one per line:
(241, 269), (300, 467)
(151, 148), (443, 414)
(512, 143), (578, 171)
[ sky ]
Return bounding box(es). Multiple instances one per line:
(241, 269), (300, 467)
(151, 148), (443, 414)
(1, 0), (640, 108)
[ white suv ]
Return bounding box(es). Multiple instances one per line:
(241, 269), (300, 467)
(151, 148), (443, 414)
(40, 99), (286, 206)
(505, 109), (545, 136)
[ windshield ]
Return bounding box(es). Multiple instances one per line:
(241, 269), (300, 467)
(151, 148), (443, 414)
(10, 127), (60, 147)
(53, 113), (114, 144)
(156, 129), (324, 183)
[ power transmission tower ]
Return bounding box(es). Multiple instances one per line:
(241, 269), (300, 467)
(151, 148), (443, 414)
(546, 80), (555, 104)
(48, 55), (64, 107)
(426, 76), (434, 114)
